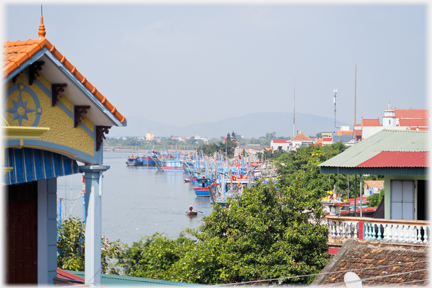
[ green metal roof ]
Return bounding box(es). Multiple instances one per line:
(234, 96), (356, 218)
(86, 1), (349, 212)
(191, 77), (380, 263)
(66, 270), (206, 286)
(319, 129), (428, 175)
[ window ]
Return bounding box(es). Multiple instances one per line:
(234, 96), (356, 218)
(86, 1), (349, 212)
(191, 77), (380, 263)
(391, 180), (414, 220)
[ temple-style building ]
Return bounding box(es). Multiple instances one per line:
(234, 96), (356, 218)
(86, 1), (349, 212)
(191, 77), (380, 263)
(3, 16), (126, 284)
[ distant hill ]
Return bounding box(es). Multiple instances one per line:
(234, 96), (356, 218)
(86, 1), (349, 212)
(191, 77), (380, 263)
(109, 112), (348, 138)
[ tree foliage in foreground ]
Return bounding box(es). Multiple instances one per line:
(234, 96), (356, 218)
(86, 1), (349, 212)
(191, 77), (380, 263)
(114, 179), (330, 285)
(57, 217), (121, 273)
(367, 188), (385, 207)
(275, 142), (367, 199)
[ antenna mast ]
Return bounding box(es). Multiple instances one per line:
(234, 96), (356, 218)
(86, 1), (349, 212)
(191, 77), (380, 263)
(293, 82), (295, 138)
(354, 64), (357, 127)
(333, 89), (338, 129)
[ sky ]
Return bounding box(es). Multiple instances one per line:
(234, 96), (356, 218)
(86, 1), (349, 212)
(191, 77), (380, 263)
(4, 2), (428, 129)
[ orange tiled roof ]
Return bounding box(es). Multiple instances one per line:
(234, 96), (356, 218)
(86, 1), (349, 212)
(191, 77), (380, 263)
(291, 133), (312, 141)
(337, 130), (353, 135)
(361, 118), (381, 126)
(395, 108), (429, 119)
(3, 38), (125, 124)
(364, 180), (384, 188)
(399, 118), (429, 127)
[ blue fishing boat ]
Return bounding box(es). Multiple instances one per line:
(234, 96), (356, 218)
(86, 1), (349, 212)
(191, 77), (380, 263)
(193, 177), (212, 197)
(126, 155), (143, 166)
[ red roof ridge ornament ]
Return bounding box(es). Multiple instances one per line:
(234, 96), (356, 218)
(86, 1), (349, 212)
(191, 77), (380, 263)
(38, 5), (46, 39)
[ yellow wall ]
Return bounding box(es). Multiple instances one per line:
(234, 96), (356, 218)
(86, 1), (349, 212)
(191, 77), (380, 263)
(4, 72), (95, 156)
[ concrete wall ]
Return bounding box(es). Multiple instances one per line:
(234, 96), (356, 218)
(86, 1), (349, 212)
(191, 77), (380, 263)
(270, 142), (290, 151)
(37, 178), (58, 284)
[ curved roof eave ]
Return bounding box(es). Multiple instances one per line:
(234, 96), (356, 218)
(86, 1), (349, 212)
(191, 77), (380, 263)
(3, 38), (126, 127)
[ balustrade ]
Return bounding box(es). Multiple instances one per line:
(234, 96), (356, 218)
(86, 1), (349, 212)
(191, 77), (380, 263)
(326, 216), (429, 244)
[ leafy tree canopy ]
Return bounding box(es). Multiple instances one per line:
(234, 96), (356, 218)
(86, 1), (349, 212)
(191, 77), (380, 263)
(114, 180), (330, 285)
(367, 188), (385, 207)
(57, 217), (121, 273)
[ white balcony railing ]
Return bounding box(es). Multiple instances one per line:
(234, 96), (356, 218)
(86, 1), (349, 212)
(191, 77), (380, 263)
(326, 216), (429, 244)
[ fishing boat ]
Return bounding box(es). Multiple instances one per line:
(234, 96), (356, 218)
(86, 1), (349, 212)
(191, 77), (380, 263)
(193, 177), (212, 197)
(126, 155), (143, 166)
(141, 156), (156, 166)
(156, 159), (184, 172)
(186, 210), (198, 216)
(141, 145), (157, 166)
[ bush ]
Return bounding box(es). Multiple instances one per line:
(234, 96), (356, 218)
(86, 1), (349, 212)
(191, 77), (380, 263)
(367, 188), (385, 207)
(57, 217), (121, 273)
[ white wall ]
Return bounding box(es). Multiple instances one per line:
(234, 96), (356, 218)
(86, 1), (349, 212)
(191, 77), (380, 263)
(38, 178), (58, 284)
(270, 143), (290, 151)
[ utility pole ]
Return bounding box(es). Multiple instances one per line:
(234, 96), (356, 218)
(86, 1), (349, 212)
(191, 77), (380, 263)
(354, 64), (357, 127)
(293, 82), (295, 138)
(333, 89), (338, 129)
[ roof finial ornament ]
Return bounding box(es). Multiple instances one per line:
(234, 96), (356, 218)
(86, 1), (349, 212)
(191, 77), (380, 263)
(38, 4), (46, 39)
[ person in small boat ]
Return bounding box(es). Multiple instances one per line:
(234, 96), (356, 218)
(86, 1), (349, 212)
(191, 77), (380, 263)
(189, 205), (193, 212)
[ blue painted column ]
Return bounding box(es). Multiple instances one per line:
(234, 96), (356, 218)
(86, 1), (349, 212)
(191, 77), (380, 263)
(79, 165), (110, 287)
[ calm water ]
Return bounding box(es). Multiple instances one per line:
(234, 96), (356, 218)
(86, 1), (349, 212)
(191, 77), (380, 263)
(57, 152), (213, 245)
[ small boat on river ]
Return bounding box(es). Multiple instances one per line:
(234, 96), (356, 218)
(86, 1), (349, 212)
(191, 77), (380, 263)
(186, 210), (198, 216)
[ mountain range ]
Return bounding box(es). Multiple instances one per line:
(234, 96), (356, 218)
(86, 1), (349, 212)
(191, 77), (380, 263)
(108, 112), (349, 138)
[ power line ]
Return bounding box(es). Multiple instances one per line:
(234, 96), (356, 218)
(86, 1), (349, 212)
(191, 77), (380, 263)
(324, 269), (428, 287)
(398, 279), (429, 285)
(218, 260), (428, 286)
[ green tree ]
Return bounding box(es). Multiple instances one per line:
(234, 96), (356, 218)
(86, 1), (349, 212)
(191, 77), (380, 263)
(114, 233), (195, 279)
(367, 188), (385, 207)
(115, 180), (330, 285)
(275, 142), (364, 199)
(57, 217), (121, 273)
(57, 217), (85, 271)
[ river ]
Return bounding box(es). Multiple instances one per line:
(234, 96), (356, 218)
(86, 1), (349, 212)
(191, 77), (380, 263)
(57, 152), (213, 245)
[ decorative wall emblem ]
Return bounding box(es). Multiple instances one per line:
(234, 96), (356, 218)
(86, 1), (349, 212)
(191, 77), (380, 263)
(4, 84), (42, 127)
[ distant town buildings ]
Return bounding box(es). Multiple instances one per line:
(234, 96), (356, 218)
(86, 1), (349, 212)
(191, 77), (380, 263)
(146, 132), (154, 141)
(193, 135), (209, 143)
(270, 139), (290, 151)
(313, 103), (429, 147)
(358, 103), (429, 140)
(363, 180), (385, 197)
(270, 131), (313, 151)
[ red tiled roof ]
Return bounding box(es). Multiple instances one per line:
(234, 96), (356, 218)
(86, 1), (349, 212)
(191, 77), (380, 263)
(271, 139), (289, 143)
(3, 37), (125, 124)
(364, 180), (384, 188)
(291, 133), (312, 141)
(355, 129), (362, 136)
(395, 108), (429, 119)
(316, 240), (428, 286)
(410, 127), (429, 131)
(361, 118), (381, 126)
(348, 196), (368, 206)
(399, 118), (429, 127)
(357, 151), (428, 168)
(322, 137), (332, 141)
(56, 269), (84, 285)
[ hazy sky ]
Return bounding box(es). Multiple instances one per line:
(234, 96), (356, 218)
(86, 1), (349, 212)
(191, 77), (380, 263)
(5, 3), (428, 128)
